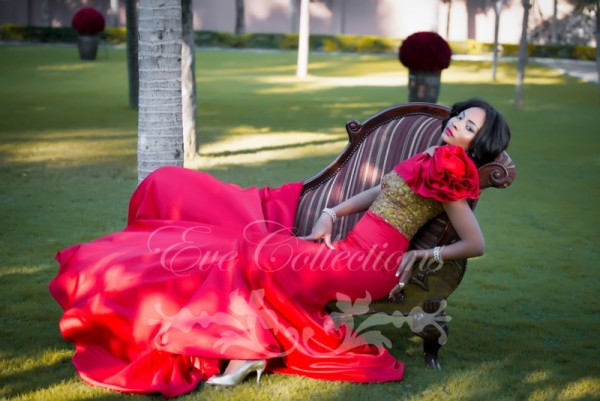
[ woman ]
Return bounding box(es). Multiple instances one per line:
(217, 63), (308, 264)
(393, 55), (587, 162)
(50, 99), (510, 397)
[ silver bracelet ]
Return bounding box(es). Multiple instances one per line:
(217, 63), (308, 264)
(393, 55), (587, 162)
(322, 208), (337, 223)
(433, 246), (444, 264)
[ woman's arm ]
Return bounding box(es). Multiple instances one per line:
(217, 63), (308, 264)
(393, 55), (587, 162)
(390, 199), (485, 298)
(299, 184), (381, 248)
(329, 184), (381, 218)
(438, 199), (486, 259)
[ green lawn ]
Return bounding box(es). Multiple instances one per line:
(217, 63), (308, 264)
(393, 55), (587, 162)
(0, 44), (599, 401)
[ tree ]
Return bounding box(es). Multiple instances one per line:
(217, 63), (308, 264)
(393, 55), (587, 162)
(296, 0), (310, 78)
(40, 0), (50, 26)
(514, 0), (531, 109)
(137, 0), (184, 182)
(551, 0), (558, 43)
(491, 0), (505, 81)
(110, 0), (120, 27)
(181, 0), (197, 159)
(235, 0), (245, 35)
(289, 0), (298, 32)
(125, 0), (139, 110)
(573, 0), (600, 83)
(440, 0), (453, 39)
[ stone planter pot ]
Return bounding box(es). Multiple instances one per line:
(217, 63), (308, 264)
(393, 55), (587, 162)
(408, 71), (441, 103)
(77, 35), (100, 60)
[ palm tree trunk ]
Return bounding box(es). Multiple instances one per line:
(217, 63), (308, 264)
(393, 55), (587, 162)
(446, 0), (452, 40)
(181, 0), (197, 160)
(551, 0), (558, 43)
(235, 0), (245, 35)
(125, 0), (139, 110)
(40, 0), (50, 26)
(296, 0), (310, 79)
(110, 0), (120, 27)
(289, 0), (297, 32)
(514, 0), (531, 109)
(595, 2), (600, 85)
(137, 0), (184, 182)
(492, 0), (502, 81)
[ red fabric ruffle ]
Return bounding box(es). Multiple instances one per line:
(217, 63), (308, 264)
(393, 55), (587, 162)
(394, 145), (479, 202)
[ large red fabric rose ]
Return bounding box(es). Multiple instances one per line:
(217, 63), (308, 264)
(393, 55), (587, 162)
(394, 145), (479, 202)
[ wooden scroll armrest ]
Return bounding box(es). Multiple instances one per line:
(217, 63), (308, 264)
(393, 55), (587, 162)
(479, 160), (516, 190)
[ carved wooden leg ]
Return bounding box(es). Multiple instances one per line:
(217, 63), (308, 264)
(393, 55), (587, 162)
(418, 298), (448, 370)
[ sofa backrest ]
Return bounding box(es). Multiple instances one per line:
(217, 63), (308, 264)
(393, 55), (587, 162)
(294, 103), (515, 250)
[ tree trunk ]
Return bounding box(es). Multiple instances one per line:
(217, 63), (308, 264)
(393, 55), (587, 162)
(595, 1), (600, 85)
(40, 0), (50, 27)
(551, 0), (558, 43)
(289, 0), (297, 33)
(182, 0), (197, 160)
(137, 0), (183, 183)
(446, 0), (452, 40)
(235, 0), (245, 35)
(125, 0), (139, 110)
(574, 0), (599, 84)
(110, 0), (120, 27)
(296, 0), (310, 79)
(339, 0), (346, 34)
(492, 0), (502, 81)
(514, 0), (531, 109)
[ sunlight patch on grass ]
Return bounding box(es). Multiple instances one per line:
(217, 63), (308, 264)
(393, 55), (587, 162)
(199, 129), (343, 154)
(557, 377), (600, 400)
(201, 61), (334, 78)
(324, 102), (390, 110)
(255, 61), (563, 91)
(0, 264), (48, 279)
(440, 61), (566, 85)
(418, 360), (505, 399)
(524, 370), (551, 384)
(528, 387), (560, 401)
(0, 129), (135, 166)
(10, 379), (113, 401)
(37, 64), (95, 72)
(1, 349), (71, 376)
(443, 67), (564, 85)
(257, 71), (405, 93)
(189, 130), (347, 169)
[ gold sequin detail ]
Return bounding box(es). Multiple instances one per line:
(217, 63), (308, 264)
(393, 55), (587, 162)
(369, 171), (443, 239)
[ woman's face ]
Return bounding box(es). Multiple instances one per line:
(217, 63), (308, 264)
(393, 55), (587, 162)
(441, 107), (486, 150)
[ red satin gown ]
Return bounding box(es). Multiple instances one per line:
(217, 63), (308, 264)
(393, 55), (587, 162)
(49, 145), (479, 397)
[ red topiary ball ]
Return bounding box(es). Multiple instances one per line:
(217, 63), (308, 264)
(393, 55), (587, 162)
(399, 32), (452, 73)
(71, 7), (105, 36)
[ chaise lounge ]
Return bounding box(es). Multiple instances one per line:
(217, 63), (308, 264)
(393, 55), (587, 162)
(293, 102), (516, 369)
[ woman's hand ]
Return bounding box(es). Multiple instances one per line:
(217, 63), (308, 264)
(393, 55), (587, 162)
(298, 213), (335, 249)
(298, 185), (382, 250)
(388, 250), (424, 299)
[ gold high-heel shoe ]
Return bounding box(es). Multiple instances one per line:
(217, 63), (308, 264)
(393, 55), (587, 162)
(206, 360), (266, 386)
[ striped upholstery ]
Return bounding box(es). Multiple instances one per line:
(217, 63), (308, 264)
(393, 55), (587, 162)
(296, 103), (452, 238)
(294, 103), (516, 310)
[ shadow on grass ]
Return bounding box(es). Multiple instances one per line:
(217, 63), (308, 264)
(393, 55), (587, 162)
(0, 351), (72, 399)
(2, 45), (600, 401)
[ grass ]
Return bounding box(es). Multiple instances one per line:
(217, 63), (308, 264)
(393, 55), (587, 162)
(0, 44), (599, 401)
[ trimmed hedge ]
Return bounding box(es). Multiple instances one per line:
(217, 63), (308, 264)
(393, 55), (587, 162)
(0, 24), (126, 45)
(194, 31), (399, 54)
(0, 24), (595, 61)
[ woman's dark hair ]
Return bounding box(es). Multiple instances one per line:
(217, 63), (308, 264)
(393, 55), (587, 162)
(441, 98), (511, 167)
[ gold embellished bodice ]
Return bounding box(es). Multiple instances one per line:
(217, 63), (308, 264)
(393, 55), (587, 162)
(369, 170), (443, 239)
